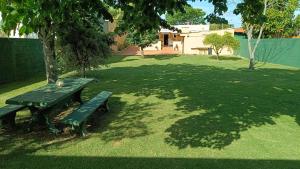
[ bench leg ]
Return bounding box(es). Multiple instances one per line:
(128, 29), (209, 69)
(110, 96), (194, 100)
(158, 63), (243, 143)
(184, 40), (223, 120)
(98, 100), (110, 113)
(75, 122), (87, 137)
(104, 100), (110, 113)
(28, 107), (47, 131)
(1, 111), (17, 130)
(73, 89), (84, 105)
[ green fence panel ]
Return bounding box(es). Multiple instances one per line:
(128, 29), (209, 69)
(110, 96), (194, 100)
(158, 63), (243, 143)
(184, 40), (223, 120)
(0, 38), (45, 84)
(235, 36), (300, 68)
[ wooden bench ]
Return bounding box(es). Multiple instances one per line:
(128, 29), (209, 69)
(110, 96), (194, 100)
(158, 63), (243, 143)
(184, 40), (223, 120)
(0, 105), (26, 129)
(61, 91), (112, 136)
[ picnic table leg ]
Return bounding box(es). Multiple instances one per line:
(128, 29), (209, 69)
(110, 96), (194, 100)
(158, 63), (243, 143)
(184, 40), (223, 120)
(28, 107), (46, 131)
(42, 113), (60, 134)
(1, 111), (17, 129)
(75, 122), (87, 137)
(73, 89), (84, 105)
(28, 107), (60, 134)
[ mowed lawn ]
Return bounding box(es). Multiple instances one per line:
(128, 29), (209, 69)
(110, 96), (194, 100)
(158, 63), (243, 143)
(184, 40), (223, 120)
(1, 55), (300, 169)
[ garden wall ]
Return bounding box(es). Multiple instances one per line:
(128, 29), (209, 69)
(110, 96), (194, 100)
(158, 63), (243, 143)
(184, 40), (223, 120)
(235, 36), (300, 68)
(0, 38), (45, 84)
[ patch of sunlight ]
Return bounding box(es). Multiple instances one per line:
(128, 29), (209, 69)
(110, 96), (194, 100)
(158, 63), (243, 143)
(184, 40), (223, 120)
(273, 86), (283, 91)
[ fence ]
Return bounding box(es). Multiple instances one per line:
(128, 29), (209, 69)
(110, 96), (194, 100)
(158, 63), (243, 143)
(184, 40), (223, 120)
(0, 38), (45, 84)
(235, 36), (300, 68)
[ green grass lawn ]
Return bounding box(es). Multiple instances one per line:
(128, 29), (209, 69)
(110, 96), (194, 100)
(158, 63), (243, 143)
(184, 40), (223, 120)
(1, 55), (300, 169)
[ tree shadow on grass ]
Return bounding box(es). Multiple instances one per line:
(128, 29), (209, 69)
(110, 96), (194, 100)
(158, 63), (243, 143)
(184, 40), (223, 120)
(2, 60), (300, 154)
(144, 54), (180, 60)
(88, 63), (300, 149)
(1, 155), (300, 169)
(209, 55), (243, 61)
(87, 97), (155, 142)
(0, 74), (45, 95)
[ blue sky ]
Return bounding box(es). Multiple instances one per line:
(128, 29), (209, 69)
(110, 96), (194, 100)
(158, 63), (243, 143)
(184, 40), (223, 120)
(189, 0), (300, 28)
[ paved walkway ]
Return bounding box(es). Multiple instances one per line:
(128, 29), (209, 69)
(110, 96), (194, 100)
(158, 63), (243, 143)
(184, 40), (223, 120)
(116, 46), (180, 56)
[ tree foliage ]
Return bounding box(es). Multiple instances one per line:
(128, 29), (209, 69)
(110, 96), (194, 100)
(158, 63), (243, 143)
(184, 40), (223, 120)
(263, 0), (299, 38)
(166, 5), (206, 25)
(209, 23), (233, 30)
(126, 29), (158, 56)
(56, 6), (113, 77)
(0, 0), (113, 83)
(1, 0), (229, 82)
(203, 32), (239, 60)
(295, 15), (300, 34)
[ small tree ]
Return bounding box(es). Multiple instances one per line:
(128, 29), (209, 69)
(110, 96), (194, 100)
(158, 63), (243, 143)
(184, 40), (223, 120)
(234, 0), (273, 69)
(203, 32), (239, 60)
(56, 13), (113, 77)
(126, 29), (158, 57)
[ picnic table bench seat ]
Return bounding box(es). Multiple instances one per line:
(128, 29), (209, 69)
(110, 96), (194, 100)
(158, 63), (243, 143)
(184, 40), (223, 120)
(0, 105), (26, 129)
(61, 91), (112, 136)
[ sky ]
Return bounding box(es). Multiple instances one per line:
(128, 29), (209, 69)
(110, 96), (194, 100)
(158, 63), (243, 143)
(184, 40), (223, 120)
(189, 0), (300, 28)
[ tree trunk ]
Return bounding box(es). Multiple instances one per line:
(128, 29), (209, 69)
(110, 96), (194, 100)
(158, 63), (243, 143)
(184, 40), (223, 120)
(39, 28), (58, 83)
(216, 53), (219, 60)
(140, 47), (144, 57)
(249, 58), (255, 70)
(81, 65), (86, 78)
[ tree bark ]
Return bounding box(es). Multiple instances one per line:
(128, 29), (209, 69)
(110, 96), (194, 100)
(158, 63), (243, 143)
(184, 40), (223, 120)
(249, 58), (255, 70)
(216, 53), (219, 60)
(39, 28), (58, 83)
(140, 47), (144, 57)
(81, 66), (86, 78)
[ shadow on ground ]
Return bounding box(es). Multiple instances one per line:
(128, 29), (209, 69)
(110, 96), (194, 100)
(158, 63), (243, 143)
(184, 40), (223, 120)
(85, 63), (300, 149)
(2, 56), (300, 154)
(209, 56), (243, 61)
(0, 75), (45, 95)
(1, 155), (300, 169)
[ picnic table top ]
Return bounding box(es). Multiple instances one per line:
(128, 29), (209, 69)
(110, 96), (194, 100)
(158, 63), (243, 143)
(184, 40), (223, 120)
(6, 78), (94, 109)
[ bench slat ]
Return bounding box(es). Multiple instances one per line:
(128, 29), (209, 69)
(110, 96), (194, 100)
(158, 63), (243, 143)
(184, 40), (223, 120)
(62, 91), (112, 126)
(0, 105), (25, 118)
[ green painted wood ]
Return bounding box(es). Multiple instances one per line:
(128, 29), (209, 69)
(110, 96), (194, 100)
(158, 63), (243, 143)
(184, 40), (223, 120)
(6, 78), (94, 108)
(0, 104), (25, 118)
(62, 91), (112, 126)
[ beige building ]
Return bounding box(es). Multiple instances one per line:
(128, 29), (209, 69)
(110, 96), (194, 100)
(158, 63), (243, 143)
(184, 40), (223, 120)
(144, 25), (235, 55)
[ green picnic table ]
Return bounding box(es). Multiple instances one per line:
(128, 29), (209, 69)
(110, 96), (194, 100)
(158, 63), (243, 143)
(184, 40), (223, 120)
(5, 78), (94, 133)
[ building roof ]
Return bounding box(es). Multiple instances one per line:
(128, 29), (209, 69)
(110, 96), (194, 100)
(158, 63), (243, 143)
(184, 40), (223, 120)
(234, 28), (245, 33)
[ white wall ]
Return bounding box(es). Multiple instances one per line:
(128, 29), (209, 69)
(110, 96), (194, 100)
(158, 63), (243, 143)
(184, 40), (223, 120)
(182, 29), (235, 55)
(144, 41), (161, 51)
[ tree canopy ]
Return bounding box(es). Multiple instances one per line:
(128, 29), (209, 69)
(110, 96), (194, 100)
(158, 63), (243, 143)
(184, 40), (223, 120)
(166, 5), (206, 25)
(56, 4), (113, 77)
(263, 0), (299, 38)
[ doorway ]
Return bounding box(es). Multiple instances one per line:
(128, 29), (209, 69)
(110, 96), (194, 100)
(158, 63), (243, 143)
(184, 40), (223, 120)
(164, 34), (169, 46)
